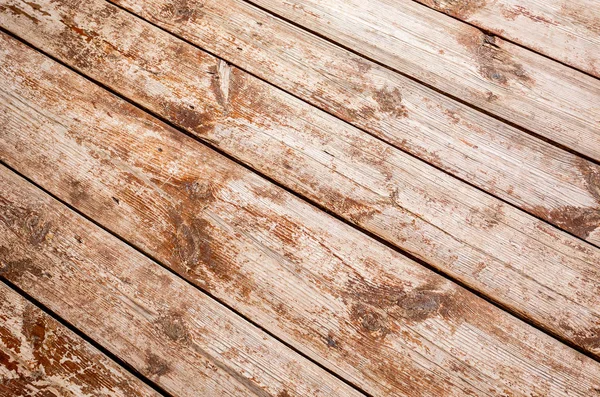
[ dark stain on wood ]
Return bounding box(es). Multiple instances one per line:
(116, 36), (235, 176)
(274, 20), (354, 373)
(559, 320), (600, 356)
(347, 274), (464, 327)
(22, 1), (51, 16)
(0, 4), (41, 24)
(373, 87), (408, 118)
(157, 311), (191, 343)
(146, 350), (171, 378)
(528, 159), (600, 239)
(325, 331), (338, 348)
(458, 31), (534, 87)
(530, 206), (600, 240)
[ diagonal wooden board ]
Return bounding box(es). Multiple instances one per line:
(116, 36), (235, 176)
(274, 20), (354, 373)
(2, 32), (600, 396)
(2, 0), (600, 359)
(5, 0), (596, 244)
(414, 0), (600, 78)
(0, 283), (160, 397)
(0, 168), (362, 397)
(210, 0), (600, 162)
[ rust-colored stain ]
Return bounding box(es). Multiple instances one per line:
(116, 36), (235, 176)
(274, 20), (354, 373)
(560, 2), (600, 36)
(0, 294), (147, 395)
(501, 5), (556, 25)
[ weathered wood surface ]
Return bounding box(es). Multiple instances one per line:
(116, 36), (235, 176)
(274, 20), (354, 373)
(199, 0), (600, 161)
(2, 32), (600, 397)
(415, 0), (600, 78)
(0, 169), (361, 397)
(8, 0), (595, 244)
(2, 0), (600, 358)
(0, 283), (159, 397)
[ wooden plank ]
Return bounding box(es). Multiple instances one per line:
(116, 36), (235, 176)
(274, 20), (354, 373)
(0, 283), (160, 397)
(2, 0), (600, 358)
(5, 0), (596, 246)
(414, 0), (600, 78)
(2, 32), (600, 397)
(155, 0), (600, 162)
(0, 169), (362, 397)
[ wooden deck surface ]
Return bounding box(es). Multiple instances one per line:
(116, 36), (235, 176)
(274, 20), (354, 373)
(1, 0), (599, 395)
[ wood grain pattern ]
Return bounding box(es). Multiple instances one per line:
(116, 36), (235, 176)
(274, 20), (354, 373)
(213, 0), (600, 162)
(2, 32), (600, 397)
(0, 168), (361, 397)
(0, 283), (159, 397)
(7, 0), (594, 244)
(2, 0), (600, 358)
(414, 0), (600, 78)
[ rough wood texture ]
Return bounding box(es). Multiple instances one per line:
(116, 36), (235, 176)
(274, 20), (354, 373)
(415, 0), (600, 78)
(0, 169), (361, 397)
(0, 283), (159, 397)
(8, 0), (595, 244)
(2, 32), (600, 397)
(209, 0), (600, 162)
(2, 0), (600, 358)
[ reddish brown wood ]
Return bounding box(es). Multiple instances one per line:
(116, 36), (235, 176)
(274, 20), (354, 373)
(0, 283), (159, 397)
(1, 31), (600, 396)
(1, 0), (600, 360)
(0, 168), (362, 397)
